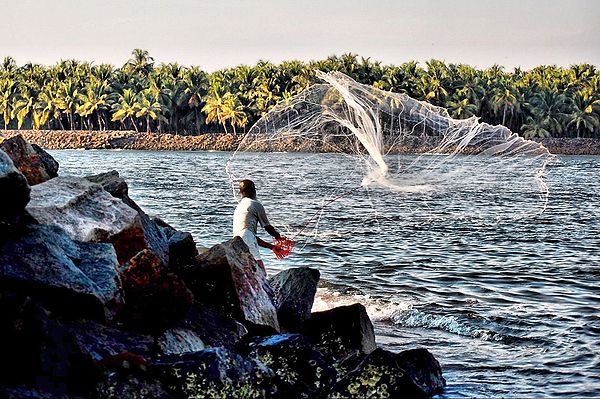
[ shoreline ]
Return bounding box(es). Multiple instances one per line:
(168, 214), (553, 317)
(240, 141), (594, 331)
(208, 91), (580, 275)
(3, 129), (600, 155)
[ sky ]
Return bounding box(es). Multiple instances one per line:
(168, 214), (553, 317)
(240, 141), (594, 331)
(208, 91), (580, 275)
(0, 0), (598, 71)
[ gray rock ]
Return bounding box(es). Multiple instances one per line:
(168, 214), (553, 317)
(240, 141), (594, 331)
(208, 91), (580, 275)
(0, 149), (30, 221)
(27, 176), (138, 243)
(32, 143), (59, 178)
(173, 307), (248, 350)
(304, 303), (376, 361)
(156, 328), (205, 356)
(179, 237), (280, 331)
(269, 267), (320, 332)
(0, 224), (122, 320)
(85, 171), (170, 265)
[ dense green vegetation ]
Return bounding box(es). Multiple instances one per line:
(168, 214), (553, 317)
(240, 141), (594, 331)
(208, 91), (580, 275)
(1, 49), (598, 138)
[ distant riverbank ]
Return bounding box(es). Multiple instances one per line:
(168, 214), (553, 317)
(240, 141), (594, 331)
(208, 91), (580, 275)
(3, 130), (600, 155)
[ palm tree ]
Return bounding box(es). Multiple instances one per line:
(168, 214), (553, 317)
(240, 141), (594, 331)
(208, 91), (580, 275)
(76, 78), (113, 130)
(124, 49), (154, 76)
(134, 89), (164, 133)
(55, 79), (80, 130)
(565, 92), (600, 138)
(0, 78), (17, 131)
(112, 88), (139, 131)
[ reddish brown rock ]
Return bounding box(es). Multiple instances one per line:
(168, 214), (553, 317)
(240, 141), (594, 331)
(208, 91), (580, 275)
(119, 250), (193, 332)
(177, 237), (280, 331)
(0, 134), (56, 185)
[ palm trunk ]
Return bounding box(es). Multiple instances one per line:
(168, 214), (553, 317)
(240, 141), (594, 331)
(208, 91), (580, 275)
(130, 116), (138, 132)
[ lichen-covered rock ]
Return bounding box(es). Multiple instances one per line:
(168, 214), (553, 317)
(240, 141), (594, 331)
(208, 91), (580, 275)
(173, 307), (248, 350)
(85, 171), (170, 266)
(0, 224), (122, 320)
(156, 328), (205, 356)
(0, 134), (56, 185)
(269, 267), (320, 332)
(151, 348), (274, 399)
(304, 303), (376, 361)
(95, 371), (174, 399)
(244, 334), (337, 398)
(178, 237), (280, 331)
(328, 348), (445, 398)
(118, 249), (193, 332)
(0, 149), (31, 222)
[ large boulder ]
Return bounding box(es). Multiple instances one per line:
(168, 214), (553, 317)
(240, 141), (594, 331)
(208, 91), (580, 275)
(151, 348), (274, 398)
(0, 134), (56, 185)
(328, 348), (445, 398)
(172, 307), (248, 350)
(269, 267), (320, 332)
(26, 176), (168, 265)
(118, 249), (193, 332)
(0, 149), (31, 223)
(304, 303), (376, 361)
(243, 334), (337, 398)
(0, 224), (122, 320)
(86, 171), (170, 265)
(178, 237), (280, 331)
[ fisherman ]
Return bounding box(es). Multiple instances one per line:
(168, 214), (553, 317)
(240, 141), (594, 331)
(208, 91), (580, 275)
(233, 179), (283, 270)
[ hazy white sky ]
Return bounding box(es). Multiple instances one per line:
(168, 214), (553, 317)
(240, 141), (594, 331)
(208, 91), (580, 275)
(1, 0), (598, 71)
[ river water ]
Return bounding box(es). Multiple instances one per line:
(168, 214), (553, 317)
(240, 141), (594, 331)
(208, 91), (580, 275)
(50, 149), (600, 398)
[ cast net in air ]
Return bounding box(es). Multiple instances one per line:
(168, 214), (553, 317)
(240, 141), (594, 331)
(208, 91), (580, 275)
(227, 71), (553, 248)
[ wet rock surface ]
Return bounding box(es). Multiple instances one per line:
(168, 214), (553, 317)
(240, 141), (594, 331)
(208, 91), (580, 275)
(0, 135), (446, 398)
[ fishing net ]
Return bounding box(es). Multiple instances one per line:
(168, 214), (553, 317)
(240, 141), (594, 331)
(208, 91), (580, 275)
(227, 71), (554, 248)
(272, 236), (295, 260)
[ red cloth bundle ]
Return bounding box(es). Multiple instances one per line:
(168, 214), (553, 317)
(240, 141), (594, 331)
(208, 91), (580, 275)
(272, 237), (295, 260)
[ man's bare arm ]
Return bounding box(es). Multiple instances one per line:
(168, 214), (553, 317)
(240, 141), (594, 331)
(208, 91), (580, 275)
(256, 236), (274, 250)
(265, 225), (280, 239)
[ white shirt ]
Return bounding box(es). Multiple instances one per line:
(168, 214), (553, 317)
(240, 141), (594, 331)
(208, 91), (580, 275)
(232, 197), (271, 237)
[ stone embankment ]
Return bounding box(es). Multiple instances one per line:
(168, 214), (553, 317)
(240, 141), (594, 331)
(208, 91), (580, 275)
(4, 129), (600, 155)
(0, 134), (446, 398)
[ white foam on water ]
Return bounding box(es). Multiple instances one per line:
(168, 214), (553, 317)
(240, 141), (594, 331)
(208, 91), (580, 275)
(313, 287), (506, 342)
(312, 287), (412, 322)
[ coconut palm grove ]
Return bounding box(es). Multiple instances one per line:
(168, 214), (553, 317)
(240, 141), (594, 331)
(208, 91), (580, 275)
(1, 49), (598, 138)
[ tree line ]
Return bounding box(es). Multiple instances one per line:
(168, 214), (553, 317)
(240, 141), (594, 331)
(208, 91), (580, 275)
(1, 49), (598, 138)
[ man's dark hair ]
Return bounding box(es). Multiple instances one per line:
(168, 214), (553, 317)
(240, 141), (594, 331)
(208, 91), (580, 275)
(239, 179), (256, 198)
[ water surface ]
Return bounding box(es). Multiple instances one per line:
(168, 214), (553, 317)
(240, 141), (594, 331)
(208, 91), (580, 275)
(51, 150), (600, 398)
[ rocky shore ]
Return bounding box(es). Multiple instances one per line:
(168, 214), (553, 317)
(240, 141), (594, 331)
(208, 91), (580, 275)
(0, 134), (446, 398)
(3, 129), (600, 155)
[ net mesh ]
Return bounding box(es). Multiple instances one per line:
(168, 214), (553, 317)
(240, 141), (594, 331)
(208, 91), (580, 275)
(227, 71), (554, 244)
